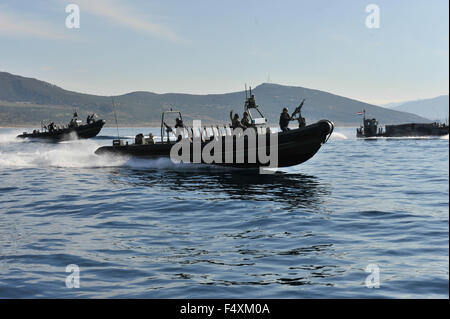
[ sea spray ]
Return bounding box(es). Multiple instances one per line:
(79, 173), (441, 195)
(0, 139), (128, 168)
(0, 136), (229, 171)
(0, 131), (26, 145)
(329, 132), (348, 140)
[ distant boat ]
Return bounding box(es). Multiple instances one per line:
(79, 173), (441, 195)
(17, 113), (105, 141)
(95, 92), (334, 168)
(356, 110), (449, 138)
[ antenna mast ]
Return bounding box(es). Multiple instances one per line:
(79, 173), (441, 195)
(111, 97), (120, 140)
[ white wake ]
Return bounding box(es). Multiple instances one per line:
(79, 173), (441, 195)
(0, 139), (127, 168)
(0, 134), (220, 170)
(329, 132), (348, 140)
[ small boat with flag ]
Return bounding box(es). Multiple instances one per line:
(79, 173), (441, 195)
(95, 92), (334, 169)
(17, 112), (105, 141)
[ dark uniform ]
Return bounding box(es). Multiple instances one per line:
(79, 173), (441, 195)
(69, 112), (79, 128)
(247, 95), (256, 108)
(291, 100), (306, 128)
(174, 118), (184, 141)
(230, 111), (245, 129)
(279, 108), (292, 132)
(297, 116), (306, 128)
(175, 118), (184, 128)
(241, 112), (250, 128)
(87, 114), (95, 124)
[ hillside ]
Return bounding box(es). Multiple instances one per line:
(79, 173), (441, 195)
(0, 71), (430, 127)
(391, 95), (449, 122)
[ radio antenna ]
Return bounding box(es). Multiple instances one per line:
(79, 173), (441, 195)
(111, 96), (120, 140)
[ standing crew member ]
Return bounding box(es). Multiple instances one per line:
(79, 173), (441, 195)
(174, 118), (184, 141)
(279, 107), (292, 132)
(175, 117), (184, 128)
(247, 94), (257, 108)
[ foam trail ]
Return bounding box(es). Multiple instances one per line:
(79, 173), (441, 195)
(440, 134), (449, 140)
(0, 132), (26, 144)
(329, 132), (348, 140)
(0, 137), (231, 171)
(0, 139), (128, 168)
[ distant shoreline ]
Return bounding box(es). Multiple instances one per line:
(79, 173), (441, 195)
(1, 124), (359, 129)
(0, 124), (163, 128)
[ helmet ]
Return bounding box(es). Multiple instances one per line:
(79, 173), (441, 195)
(283, 107), (288, 112)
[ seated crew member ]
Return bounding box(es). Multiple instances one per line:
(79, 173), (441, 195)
(135, 133), (144, 145)
(241, 111), (250, 128)
(148, 133), (155, 144)
(230, 110), (245, 129)
(297, 115), (306, 128)
(279, 107), (292, 132)
(292, 99), (306, 128)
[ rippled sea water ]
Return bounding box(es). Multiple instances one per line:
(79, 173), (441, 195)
(0, 127), (448, 298)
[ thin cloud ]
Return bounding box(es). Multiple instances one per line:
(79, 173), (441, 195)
(0, 10), (66, 39)
(70, 0), (183, 43)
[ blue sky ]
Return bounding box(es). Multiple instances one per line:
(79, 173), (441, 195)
(0, 0), (448, 104)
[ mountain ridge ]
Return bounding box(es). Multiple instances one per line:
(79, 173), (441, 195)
(390, 95), (449, 121)
(0, 71), (430, 127)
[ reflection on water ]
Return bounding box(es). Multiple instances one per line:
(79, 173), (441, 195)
(96, 168), (339, 293)
(1, 127), (447, 298)
(109, 167), (331, 213)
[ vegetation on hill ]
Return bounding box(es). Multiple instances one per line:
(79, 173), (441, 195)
(0, 72), (430, 127)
